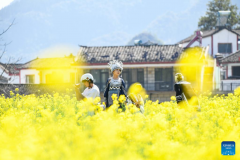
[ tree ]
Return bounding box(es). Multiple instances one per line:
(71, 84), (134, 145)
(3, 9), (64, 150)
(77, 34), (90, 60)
(198, 0), (240, 30)
(0, 19), (21, 84)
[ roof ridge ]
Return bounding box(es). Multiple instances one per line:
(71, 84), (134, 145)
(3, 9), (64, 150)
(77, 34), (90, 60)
(221, 50), (240, 61)
(177, 28), (237, 44)
(23, 58), (39, 64)
(37, 57), (74, 59)
(79, 44), (179, 48)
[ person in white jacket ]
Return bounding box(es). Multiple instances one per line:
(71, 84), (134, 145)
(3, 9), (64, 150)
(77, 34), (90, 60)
(74, 73), (100, 101)
(75, 73), (106, 114)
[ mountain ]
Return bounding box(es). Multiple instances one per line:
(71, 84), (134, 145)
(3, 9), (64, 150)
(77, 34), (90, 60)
(127, 32), (163, 45)
(0, 0), (239, 63)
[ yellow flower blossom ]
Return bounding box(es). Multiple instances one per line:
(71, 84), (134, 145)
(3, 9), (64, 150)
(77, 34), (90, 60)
(0, 92), (238, 159)
(118, 95), (126, 103)
(234, 86), (240, 96)
(111, 94), (118, 101)
(15, 88), (19, 92)
(170, 96), (176, 101)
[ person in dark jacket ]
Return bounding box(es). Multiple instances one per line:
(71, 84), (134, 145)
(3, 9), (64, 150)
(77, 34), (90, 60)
(103, 60), (127, 109)
(174, 73), (201, 111)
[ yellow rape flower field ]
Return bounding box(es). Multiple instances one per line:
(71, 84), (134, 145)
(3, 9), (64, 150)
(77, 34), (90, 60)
(0, 88), (240, 160)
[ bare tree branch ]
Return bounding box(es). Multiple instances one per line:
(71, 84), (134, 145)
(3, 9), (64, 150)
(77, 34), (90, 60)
(0, 44), (7, 60)
(0, 19), (15, 37)
(0, 18), (21, 85)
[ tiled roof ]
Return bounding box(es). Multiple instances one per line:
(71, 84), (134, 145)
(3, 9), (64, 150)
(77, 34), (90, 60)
(0, 75), (8, 82)
(233, 30), (240, 35)
(0, 63), (22, 74)
(178, 29), (218, 44)
(18, 57), (75, 69)
(75, 44), (183, 64)
(178, 28), (240, 44)
(221, 50), (240, 63)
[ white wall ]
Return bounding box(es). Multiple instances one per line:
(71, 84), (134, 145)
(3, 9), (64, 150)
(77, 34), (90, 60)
(213, 29), (238, 57)
(0, 67), (20, 84)
(0, 67), (8, 77)
(222, 80), (240, 83)
(214, 65), (221, 90)
(20, 69), (40, 84)
(202, 36), (212, 55)
(41, 69), (77, 83)
(8, 75), (20, 84)
(181, 29), (238, 57)
(227, 63), (240, 77)
(220, 63), (240, 91)
(0, 68), (9, 83)
(20, 69), (77, 84)
(221, 79), (240, 91)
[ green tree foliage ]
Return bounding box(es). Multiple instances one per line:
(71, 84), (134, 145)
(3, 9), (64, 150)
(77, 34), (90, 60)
(198, 0), (240, 30)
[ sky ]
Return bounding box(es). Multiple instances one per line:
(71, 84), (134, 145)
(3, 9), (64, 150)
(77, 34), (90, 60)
(0, 0), (239, 63)
(0, 0), (14, 10)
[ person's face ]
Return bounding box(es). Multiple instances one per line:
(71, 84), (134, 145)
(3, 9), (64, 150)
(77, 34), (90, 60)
(113, 69), (121, 76)
(175, 76), (178, 82)
(83, 81), (89, 87)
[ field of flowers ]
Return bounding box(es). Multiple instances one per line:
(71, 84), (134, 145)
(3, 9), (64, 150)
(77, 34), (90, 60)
(0, 88), (239, 160)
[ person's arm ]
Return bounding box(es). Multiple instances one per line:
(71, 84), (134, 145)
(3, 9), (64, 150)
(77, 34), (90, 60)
(74, 84), (85, 101)
(120, 79), (127, 97)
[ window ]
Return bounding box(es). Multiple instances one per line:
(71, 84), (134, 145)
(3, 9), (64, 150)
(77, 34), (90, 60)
(100, 69), (109, 91)
(137, 69), (144, 84)
(218, 43), (232, 54)
(26, 75), (35, 84)
(90, 70), (100, 83)
(122, 69), (144, 88)
(232, 66), (240, 77)
(122, 69), (130, 88)
(155, 68), (172, 82)
(220, 70), (226, 80)
(100, 69), (109, 84)
(155, 68), (173, 91)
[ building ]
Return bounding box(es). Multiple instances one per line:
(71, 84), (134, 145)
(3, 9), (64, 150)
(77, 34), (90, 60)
(7, 43), (216, 101)
(219, 50), (240, 91)
(0, 75), (8, 83)
(72, 44), (186, 101)
(0, 62), (22, 84)
(178, 28), (240, 57)
(17, 55), (76, 84)
(179, 27), (240, 91)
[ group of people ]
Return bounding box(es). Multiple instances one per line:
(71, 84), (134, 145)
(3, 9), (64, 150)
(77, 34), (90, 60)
(74, 60), (200, 113)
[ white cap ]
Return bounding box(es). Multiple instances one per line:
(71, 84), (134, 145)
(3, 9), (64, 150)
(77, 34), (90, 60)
(81, 73), (94, 82)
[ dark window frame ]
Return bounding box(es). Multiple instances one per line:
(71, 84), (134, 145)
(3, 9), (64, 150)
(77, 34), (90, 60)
(122, 68), (144, 89)
(218, 43), (232, 54)
(220, 70), (226, 80)
(154, 67), (173, 91)
(26, 74), (35, 84)
(232, 66), (240, 77)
